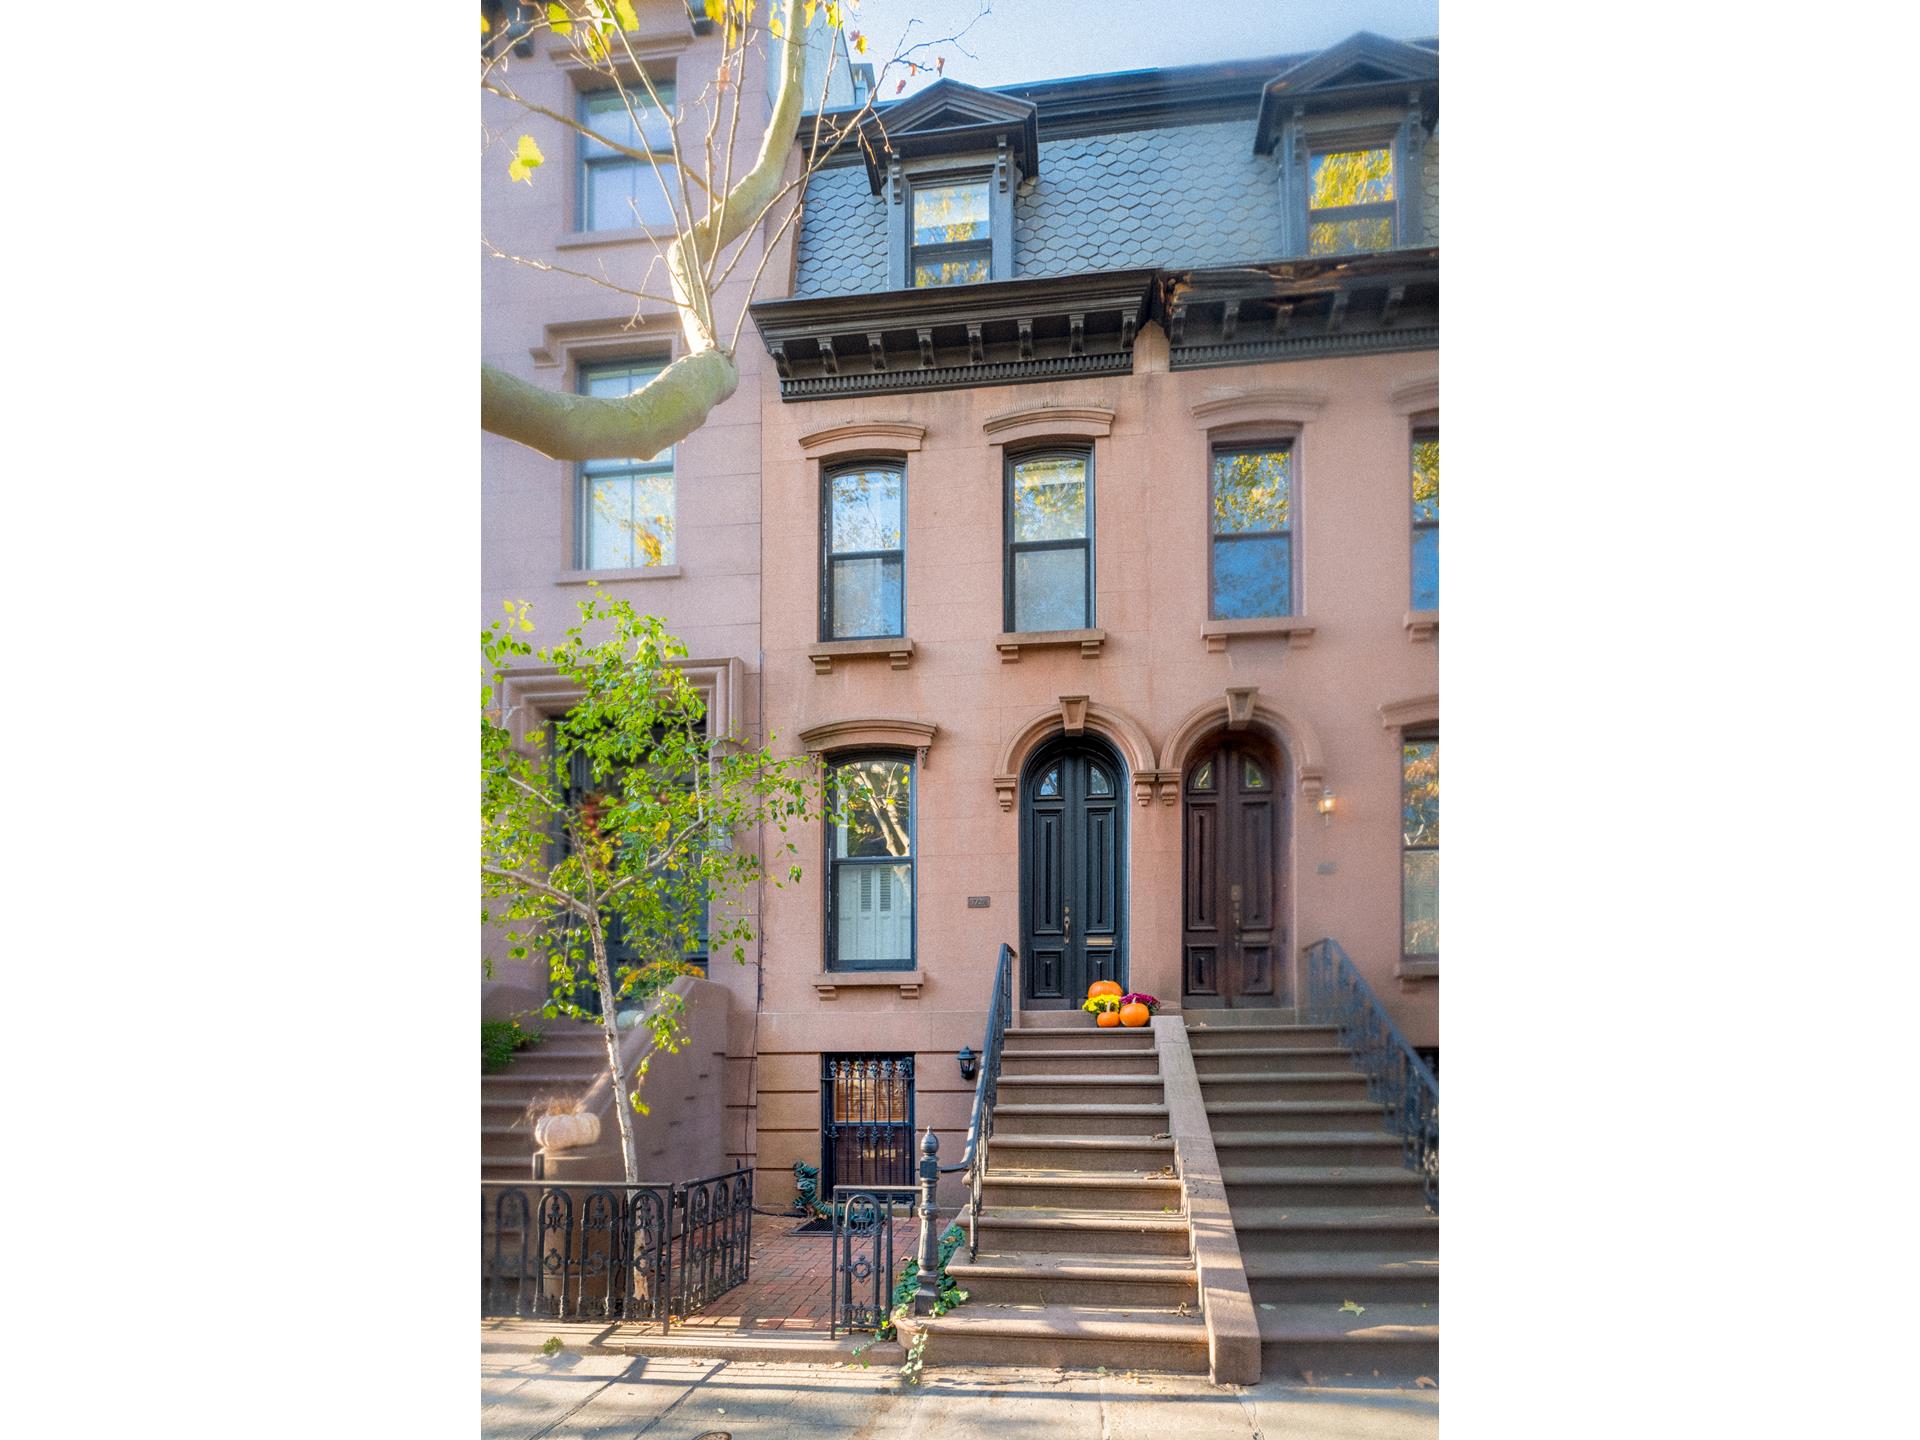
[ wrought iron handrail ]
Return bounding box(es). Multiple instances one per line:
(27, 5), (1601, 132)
(1301, 938), (1439, 1211)
(936, 942), (1014, 1258)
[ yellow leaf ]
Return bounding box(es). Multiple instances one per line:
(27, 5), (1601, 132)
(853, 32), (867, 54)
(1338, 1299), (1366, 1316)
(613, 0), (639, 29)
(481, 13), (491, 33)
(824, 3), (840, 28)
(508, 133), (545, 184)
(547, 3), (572, 35)
(804, 0), (818, 23)
(704, 0), (723, 22)
(769, 15), (783, 38)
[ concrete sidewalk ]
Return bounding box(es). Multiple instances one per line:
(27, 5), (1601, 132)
(482, 1336), (1439, 1439)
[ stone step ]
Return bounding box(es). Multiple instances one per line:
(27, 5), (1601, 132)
(1187, 1025), (1344, 1051)
(997, 1075), (1167, 1106)
(1230, 1205), (1438, 1257)
(481, 1070), (601, 1088)
(1000, 1049), (1161, 1077)
(1245, 1252), (1439, 1305)
(904, 1303), (1208, 1374)
(1002, 1028), (1154, 1054)
(1191, 1046), (1359, 1076)
(1255, 1301), (1439, 1381)
(945, 1251), (1199, 1309)
(1198, 1072), (1373, 1103)
(970, 1207), (1192, 1258)
(1178, 1008), (1299, 1026)
(1205, 1100), (1394, 1134)
(1211, 1131), (1408, 1168)
(1220, 1165), (1425, 1208)
(980, 1171), (1185, 1213)
(992, 1103), (1170, 1137)
(985, 1136), (1177, 1173)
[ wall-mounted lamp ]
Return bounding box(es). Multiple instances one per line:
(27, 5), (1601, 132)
(1316, 791), (1338, 827)
(957, 1045), (978, 1082)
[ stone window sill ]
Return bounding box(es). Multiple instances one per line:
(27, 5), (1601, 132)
(1201, 617), (1315, 653)
(996, 628), (1105, 663)
(1405, 610), (1438, 642)
(556, 225), (677, 251)
(814, 971), (922, 999)
(1398, 958), (1439, 980)
(808, 636), (915, 675)
(555, 566), (682, 585)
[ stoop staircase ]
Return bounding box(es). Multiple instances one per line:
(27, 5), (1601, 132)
(929, 1018), (1211, 1373)
(1192, 1010), (1439, 1381)
(480, 1024), (607, 1179)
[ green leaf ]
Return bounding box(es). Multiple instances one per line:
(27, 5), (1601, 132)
(614, 0), (640, 29)
(547, 3), (573, 35)
(508, 134), (545, 185)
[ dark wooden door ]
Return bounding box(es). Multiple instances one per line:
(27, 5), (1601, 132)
(1182, 735), (1287, 1008)
(1021, 740), (1126, 1008)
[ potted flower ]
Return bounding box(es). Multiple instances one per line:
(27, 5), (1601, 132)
(1116, 993), (1160, 1027)
(1082, 993), (1123, 1027)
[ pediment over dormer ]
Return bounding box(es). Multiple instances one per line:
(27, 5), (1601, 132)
(858, 78), (1040, 192)
(1255, 32), (1439, 152)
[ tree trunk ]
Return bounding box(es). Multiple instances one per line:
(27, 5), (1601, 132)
(586, 918), (642, 1184)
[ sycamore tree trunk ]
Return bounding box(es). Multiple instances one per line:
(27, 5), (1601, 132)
(585, 916), (643, 1185)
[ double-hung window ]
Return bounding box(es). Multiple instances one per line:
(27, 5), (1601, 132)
(1401, 731), (1439, 965)
(579, 82), (677, 231)
(908, 177), (991, 287)
(1209, 443), (1294, 619)
(1307, 145), (1396, 255)
(1005, 450), (1092, 632)
(577, 359), (675, 569)
(827, 754), (916, 971)
(1411, 428), (1439, 610)
(823, 463), (905, 639)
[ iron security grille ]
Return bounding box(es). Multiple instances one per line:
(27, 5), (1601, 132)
(821, 1054), (915, 1196)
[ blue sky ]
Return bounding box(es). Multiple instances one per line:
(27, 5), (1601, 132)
(844, 0), (1441, 94)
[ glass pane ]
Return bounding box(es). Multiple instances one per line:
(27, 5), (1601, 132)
(830, 556), (903, 638)
(1212, 448), (1291, 535)
(911, 253), (992, 288)
(1412, 435), (1439, 524)
(1411, 527), (1439, 611)
(1211, 534), (1291, 620)
(1308, 216), (1394, 255)
(833, 758), (913, 859)
(1310, 148), (1395, 208)
(1013, 546), (1088, 632)
(1403, 849), (1439, 955)
(582, 84), (675, 153)
(911, 181), (989, 245)
(584, 476), (633, 568)
(829, 469), (903, 554)
(1012, 456), (1088, 542)
(1189, 760), (1213, 792)
(1088, 765), (1112, 796)
(586, 159), (678, 230)
(1037, 767), (1059, 798)
(1242, 757), (1266, 789)
(1402, 740), (1439, 846)
(834, 862), (914, 965)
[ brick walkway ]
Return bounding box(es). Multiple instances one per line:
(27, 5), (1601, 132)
(673, 1221), (836, 1332)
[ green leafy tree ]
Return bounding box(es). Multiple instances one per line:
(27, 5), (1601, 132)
(482, 595), (827, 1182)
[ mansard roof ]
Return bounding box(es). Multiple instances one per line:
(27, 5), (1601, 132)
(856, 78), (1041, 192)
(1254, 31), (1440, 152)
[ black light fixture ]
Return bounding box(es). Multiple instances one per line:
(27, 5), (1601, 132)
(957, 1045), (978, 1081)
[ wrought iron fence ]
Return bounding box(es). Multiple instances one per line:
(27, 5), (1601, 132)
(937, 941), (1016, 1261)
(1302, 938), (1439, 1211)
(481, 1168), (752, 1327)
(827, 1185), (914, 1336)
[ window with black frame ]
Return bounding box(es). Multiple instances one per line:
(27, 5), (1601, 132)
(1401, 730), (1439, 966)
(579, 81), (677, 231)
(1411, 428), (1439, 611)
(1307, 144), (1396, 255)
(577, 359), (675, 569)
(1210, 443), (1294, 619)
(908, 176), (991, 287)
(826, 754), (914, 971)
(821, 1054), (916, 1195)
(822, 462), (905, 640)
(1006, 450), (1092, 632)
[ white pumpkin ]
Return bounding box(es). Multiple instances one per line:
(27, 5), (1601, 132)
(535, 1111), (601, 1151)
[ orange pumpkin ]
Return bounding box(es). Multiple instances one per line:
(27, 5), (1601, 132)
(1086, 980), (1123, 1000)
(1119, 1001), (1151, 1027)
(1095, 1010), (1122, 1027)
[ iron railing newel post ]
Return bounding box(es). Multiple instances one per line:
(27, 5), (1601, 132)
(912, 1126), (942, 1315)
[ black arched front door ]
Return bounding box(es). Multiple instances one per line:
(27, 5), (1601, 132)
(1021, 737), (1127, 1008)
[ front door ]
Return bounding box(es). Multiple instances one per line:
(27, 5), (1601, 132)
(1021, 738), (1126, 1008)
(1182, 734), (1288, 1008)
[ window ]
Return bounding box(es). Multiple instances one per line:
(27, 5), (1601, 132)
(822, 463), (905, 640)
(1401, 732), (1438, 964)
(579, 82), (677, 231)
(1210, 444), (1294, 619)
(1308, 146), (1395, 255)
(577, 359), (675, 568)
(1411, 428), (1439, 610)
(827, 754), (915, 970)
(1005, 451), (1093, 632)
(909, 177), (991, 287)
(821, 1054), (915, 1194)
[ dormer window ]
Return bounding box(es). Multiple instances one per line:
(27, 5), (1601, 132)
(909, 177), (992, 287)
(1308, 146), (1396, 255)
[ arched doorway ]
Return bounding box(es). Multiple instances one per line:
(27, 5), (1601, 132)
(1182, 731), (1289, 1008)
(1020, 734), (1127, 1008)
